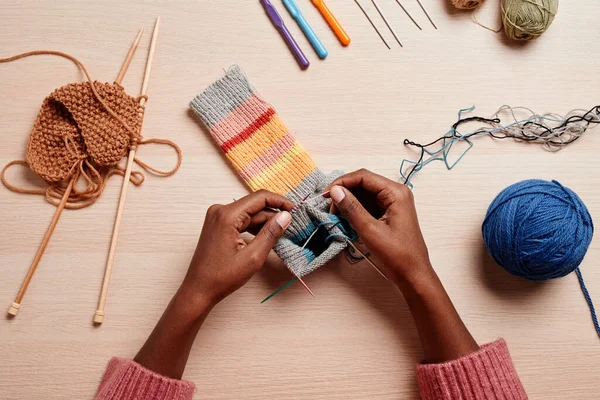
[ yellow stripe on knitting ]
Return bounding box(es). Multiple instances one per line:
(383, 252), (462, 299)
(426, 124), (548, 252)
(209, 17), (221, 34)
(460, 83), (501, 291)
(247, 143), (316, 194)
(226, 115), (289, 169)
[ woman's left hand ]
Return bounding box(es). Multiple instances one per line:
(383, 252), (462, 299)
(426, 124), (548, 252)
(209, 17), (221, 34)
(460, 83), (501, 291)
(134, 190), (293, 379)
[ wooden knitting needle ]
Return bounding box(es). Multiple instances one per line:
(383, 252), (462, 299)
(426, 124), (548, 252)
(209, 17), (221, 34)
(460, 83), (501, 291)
(115, 28), (144, 85)
(7, 179), (75, 316)
(93, 18), (160, 324)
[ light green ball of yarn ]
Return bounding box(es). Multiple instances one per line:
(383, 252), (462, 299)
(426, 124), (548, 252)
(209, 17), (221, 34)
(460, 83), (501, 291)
(501, 0), (559, 40)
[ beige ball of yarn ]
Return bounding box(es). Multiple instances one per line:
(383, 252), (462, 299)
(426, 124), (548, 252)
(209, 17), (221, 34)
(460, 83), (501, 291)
(501, 0), (559, 40)
(452, 0), (485, 9)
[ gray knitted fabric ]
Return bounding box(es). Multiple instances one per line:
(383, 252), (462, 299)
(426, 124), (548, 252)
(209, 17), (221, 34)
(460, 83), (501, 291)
(190, 66), (353, 277)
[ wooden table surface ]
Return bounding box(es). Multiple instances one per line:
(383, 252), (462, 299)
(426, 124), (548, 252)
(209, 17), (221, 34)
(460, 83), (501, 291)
(1, 1), (599, 399)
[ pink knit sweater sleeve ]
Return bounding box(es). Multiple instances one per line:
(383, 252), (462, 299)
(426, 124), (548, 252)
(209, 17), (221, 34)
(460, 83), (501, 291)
(417, 339), (528, 400)
(95, 339), (524, 399)
(94, 357), (196, 400)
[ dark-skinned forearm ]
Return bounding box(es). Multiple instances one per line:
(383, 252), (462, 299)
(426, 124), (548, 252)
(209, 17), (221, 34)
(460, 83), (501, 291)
(396, 265), (479, 363)
(134, 285), (214, 379)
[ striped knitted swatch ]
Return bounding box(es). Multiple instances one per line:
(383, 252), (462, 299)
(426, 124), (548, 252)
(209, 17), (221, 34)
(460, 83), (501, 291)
(190, 66), (350, 277)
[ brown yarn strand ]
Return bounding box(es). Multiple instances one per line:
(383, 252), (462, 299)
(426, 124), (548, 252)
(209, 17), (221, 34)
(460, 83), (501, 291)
(93, 17), (161, 325)
(134, 138), (183, 177)
(1, 161), (46, 196)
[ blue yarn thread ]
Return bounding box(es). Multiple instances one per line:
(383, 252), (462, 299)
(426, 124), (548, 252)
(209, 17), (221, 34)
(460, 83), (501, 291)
(482, 179), (599, 337)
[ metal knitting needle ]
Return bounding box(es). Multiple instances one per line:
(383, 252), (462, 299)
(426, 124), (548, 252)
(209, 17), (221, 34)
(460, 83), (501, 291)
(345, 239), (389, 281)
(292, 269), (315, 296)
(283, 180), (303, 202)
(415, 0), (437, 29)
(262, 237), (385, 303)
(396, 0), (422, 30)
(94, 17), (160, 325)
(371, 0), (403, 47)
(281, 180), (316, 297)
(301, 226), (320, 251)
(261, 277), (297, 303)
(301, 190), (330, 206)
(353, 0), (390, 49)
(115, 28), (144, 85)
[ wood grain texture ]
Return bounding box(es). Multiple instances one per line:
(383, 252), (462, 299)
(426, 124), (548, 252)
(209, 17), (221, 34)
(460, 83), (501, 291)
(1, 0), (599, 399)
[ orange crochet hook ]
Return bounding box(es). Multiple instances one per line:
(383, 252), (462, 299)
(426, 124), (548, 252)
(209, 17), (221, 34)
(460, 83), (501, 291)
(311, 0), (351, 46)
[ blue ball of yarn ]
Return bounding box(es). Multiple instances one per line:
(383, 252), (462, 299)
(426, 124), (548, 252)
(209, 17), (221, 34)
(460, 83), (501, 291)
(482, 179), (594, 281)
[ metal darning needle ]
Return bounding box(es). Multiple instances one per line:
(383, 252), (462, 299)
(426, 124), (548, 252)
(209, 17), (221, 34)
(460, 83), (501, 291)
(371, 0), (403, 47)
(396, 0), (422, 30)
(353, 0), (391, 49)
(415, 0), (437, 29)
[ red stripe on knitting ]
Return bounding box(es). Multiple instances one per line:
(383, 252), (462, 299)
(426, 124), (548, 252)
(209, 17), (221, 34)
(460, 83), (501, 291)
(221, 108), (276, 153)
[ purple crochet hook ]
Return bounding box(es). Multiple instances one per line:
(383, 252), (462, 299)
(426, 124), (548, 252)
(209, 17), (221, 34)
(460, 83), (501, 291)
(260, 0), (310, 70)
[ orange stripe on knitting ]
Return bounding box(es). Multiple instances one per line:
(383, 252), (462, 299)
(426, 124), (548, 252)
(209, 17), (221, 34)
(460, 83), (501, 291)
(225, 115), (290, 171)
(247, 145), (317, 194)
(220, 108), (275, 153)
(209, 94), (272, 146)
(238, 132), (296, 181)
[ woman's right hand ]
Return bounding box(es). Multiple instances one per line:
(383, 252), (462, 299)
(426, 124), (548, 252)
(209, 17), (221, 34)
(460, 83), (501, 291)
(326, 169), (432, 288)
(328, 170), (480, 362)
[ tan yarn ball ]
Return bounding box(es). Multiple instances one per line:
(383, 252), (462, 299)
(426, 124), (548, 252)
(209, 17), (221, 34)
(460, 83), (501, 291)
(502, 0), (559, 40)
(452, 0), (485, 10)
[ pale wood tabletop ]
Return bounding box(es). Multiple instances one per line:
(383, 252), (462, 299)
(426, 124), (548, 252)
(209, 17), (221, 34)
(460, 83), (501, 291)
(1, 1), (599, 399)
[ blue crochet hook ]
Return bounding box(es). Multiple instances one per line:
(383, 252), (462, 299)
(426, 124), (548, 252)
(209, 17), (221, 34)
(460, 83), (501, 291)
(282, 0), (328, 59)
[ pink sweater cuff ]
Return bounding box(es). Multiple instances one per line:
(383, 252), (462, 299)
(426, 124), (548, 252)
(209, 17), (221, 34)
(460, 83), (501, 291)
(95, 357), (196, 400)
(417, 339), (527, 400)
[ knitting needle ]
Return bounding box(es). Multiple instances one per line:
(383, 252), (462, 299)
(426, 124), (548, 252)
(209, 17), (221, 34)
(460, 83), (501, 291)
(93, 17), (160, 325)
(261, 277), (297, 303)
(301, 226), (320, 250)
(395, 0), (422, 30)
(344, 239), (389, 281)
(304, 190), (330, 205)
(115, 28), (144, 85)
(261, 236), (385, 303)
(280, 179), (315, 296)
(291, 269), (315, 296)
(415, 0), (437, 29)
(353, 0), (391, 49)
(7, 179), (75, 316)
(283, 180), (303, 201)
(371, 0), (403, 47)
